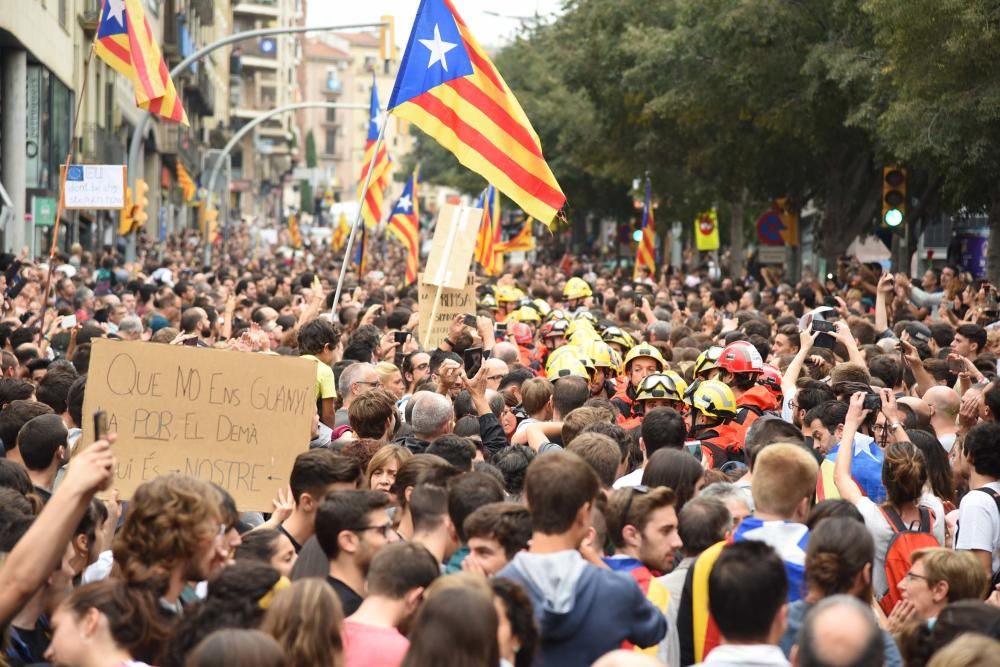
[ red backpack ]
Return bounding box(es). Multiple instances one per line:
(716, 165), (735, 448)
(878, 506), (939, 615)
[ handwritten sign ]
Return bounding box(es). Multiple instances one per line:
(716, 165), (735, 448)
(418, 272), (477, 349)
(63, 164), (127, 210)
(423, 204), (480, 289)
(80, 340), (315, 510)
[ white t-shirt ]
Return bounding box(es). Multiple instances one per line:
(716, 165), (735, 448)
(613, 467), (645, 489)
(955, 481), (1000, 576)
(855, 494), (945, 598)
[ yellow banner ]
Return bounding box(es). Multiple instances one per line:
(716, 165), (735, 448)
(694, 209), (720, 252)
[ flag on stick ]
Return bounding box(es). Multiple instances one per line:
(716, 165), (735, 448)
(388, 167), (421, 286)
(332, 211), (350, 251)
(634, 178), (656, 280)
(358, 79), (391, 228)
(354, 220), (368, 275)
(494, 217), (535, 253)
(474, 185), (500, 275)
(388, 0), (564, 227)
(95, 0), (188, 124)
(176, 159), (196, 203)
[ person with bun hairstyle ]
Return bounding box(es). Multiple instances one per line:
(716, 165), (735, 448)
(778, 517), (903, 667)
(834, 392), (944, 615)
(43, 579), (171, 666)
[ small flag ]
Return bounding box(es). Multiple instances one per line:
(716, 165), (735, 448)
(288, 214), (302, 249)
(95, 0), (188, 124)
(694, 209), (720, 252)
(388, 167), (420, 285)
(474, 185), (501, 275)
(358, 77), (391, 229)
(494, 217), (535, 253)
(176, 159), (196, 203)
(354, 220), (368, 275)
(634, 178), (656, 280)
(387, 0), (565, 227)
(332, 211), (350, 251)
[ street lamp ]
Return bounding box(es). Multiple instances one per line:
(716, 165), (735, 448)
(123, 21), (388, 261)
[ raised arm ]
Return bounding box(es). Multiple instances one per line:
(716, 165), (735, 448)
(833, 392), (867, 505)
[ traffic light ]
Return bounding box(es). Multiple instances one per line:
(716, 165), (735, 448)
(132, 179), (149, 229)
(118, 186), (134, 236)
(882, 167), (907, 228)
(202, 206), (219, 239)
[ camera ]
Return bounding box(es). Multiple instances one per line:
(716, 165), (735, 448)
(862, 393), (882, 412)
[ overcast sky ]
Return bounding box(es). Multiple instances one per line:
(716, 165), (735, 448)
(307, 0), (565, 48)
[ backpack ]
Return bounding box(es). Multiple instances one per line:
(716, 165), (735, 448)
(878, 505), (939, 615)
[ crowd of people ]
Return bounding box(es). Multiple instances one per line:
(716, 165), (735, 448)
(0, 230), (999, 667)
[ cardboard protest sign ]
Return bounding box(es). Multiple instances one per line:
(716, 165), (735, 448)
(63, 165), (127, 210)
(418, 272), (477, 349)
(79, 340), (315, 511)
(423, 204), (480, 289)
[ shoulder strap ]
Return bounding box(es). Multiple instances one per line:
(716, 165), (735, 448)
(975, 486), (1000, 506)
(917, 507), (931, 532)
(879, 505), (907, 533)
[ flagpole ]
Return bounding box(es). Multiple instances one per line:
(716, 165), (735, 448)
(331, 114), (389, 316)
(39, 43), (96, 324)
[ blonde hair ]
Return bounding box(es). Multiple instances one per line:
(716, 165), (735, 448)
(927, 634), (1000, 667)
(260, 578), (344, 667)
(366, 444), (413, 488)
(424, 571), (492, 601)
(911, 548), (989, 602)
(752, 444), (819, 517)
(375, 361), (401, 385)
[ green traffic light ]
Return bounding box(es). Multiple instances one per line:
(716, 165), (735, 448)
(632, 229), (644, 242)
(885, 209), (903, 227)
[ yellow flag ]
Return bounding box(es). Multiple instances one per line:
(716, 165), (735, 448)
(332, 212), (349, 251)
(694, 209), (720, 252)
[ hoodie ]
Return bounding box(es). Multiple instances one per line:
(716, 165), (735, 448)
(498, 550), (666, 667)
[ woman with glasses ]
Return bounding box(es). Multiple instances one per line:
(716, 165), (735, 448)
(891, 548), (988, 633)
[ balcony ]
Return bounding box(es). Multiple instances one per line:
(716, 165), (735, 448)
(79, 124), (125, 164)
(184, 68), (217, 117)
(76, 0), (101, 35)
(233, 0), (281, 19)
(238, 38), (279, 70)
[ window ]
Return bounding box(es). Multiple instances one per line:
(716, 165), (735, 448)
(324, 128), (337, 155)
(325, 106), (336, 123)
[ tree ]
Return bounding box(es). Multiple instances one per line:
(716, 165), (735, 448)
(300, 130), (318, 215)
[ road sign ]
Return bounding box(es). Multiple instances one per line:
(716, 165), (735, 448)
(32, 196), (57, 227)
(756, 210), (786, 246)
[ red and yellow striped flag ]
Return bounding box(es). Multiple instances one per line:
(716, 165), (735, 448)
(387, 0), (564, 227)
(387, 167), (420, 285)
(176, 158), (196, 203)
(634, 178), (656, 280)
(358, 80), (391, 228)
(494, 217), (535, 253)
(95, 0), (188, 124)
(474, 185), (501, 275)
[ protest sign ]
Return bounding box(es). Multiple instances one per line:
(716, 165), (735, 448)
(423, 204), (480, 289)
(418, 272), (477, 350)
(79, 340), (315, 510)
(62, 165), (127, 210)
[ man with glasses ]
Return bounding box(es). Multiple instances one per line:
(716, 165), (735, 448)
(482, 357), (509, 391)
(602, 485), (684, 663)
(334, 362), (380, 428)
(315, 490), (398, 615)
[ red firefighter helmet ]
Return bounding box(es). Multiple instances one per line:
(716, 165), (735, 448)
(758, 363), (783, 401)
(510, 322), (533, 346)
(717, 340), (764, 374)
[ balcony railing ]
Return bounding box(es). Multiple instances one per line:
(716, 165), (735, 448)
(79, 124), (125, 164)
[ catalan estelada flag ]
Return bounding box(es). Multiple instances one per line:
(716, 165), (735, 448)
(95, 0), (188, 124)
(634, 178), (656, 280)
(388, 167), (420, 286)
(474, 185), (501, 276)
(358, 79), (391, 228)
(494, 217), (534, 253)
(387, 0), (564, 226)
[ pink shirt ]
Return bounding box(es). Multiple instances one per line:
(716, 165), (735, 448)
(342, 620), (409, 667)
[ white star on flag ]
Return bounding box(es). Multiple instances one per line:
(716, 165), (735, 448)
(418, 24), (458, 72)
(397, 194), (412, 212)
(106, 0), (126, 26)
(371, 109), (386, 132)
